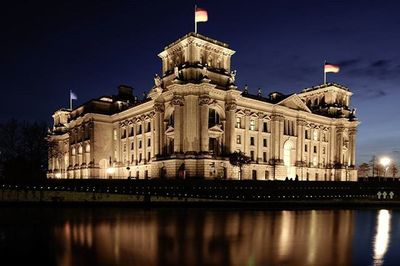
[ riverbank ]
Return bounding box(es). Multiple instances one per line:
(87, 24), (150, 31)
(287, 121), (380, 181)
(1, 179), (400, 208)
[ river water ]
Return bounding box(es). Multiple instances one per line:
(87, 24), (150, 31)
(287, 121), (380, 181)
(0, 207), (399, 266)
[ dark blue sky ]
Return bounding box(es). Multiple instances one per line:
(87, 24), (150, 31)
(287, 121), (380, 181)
(1, 0), (399, 164)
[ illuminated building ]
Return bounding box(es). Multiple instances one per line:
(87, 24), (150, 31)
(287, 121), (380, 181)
(48, 32), (359, 180)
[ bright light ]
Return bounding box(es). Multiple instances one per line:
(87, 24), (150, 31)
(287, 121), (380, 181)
(106, 167), (115, 174)
(373, 209), (391, 265)
(55, 173), (61, 178)
(380, 157), (391, 167)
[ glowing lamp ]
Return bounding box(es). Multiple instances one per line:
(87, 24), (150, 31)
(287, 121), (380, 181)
(106, 167), (115, 174)
(380, 157), (391, 167)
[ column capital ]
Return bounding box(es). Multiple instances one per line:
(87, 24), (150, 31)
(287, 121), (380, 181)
(348, 128), (357, 136)
(171, 95), (184, 106)
(296, 118), (307, 126)
(154, 102), (165, 112)
(225, 102), (237, 111)
(199, 95), (211, 106)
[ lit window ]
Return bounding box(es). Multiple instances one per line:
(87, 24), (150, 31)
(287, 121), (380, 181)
(313, 156), (317, 166)
(236, 117), (241, 128)
(236, 135), (241, 144)
(313, 131), (318, 141)
(249, 119), (256, 130)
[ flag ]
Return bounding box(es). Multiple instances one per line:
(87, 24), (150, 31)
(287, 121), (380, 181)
(195, 7), (208, 23)
(70, 91), (77, 100)
(324, 63), (340, 73)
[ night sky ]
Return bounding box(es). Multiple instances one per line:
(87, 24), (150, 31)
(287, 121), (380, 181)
(1, 0), (400, 164)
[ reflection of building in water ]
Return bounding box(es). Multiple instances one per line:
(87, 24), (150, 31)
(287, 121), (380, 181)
(53, 212), (159, 266)
(52, 209), (355, 266)
(373, 209), (391, 266)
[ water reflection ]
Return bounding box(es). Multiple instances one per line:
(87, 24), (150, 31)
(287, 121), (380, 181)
(50, 209), (354, 266)
(373, 209), (391, 266)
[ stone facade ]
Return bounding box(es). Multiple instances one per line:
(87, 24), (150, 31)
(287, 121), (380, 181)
(47, 33), (359, 181)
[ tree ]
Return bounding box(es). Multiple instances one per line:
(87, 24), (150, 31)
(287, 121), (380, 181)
(229, 151), (251, 180)
(358, 163), (370, 177)
(0, 120), (49, 181)
(389, 163), (398, 178)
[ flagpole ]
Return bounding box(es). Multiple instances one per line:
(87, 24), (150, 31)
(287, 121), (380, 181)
(69, 90), (72, 110)
(194, 5), (197, 34)
(323, 60), (327, 84)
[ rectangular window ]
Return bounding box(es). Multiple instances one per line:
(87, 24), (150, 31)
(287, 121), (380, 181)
(139, 140), (142, 149)
(139, 153), (142, 162)
(147, 122), (151, 132)
(305, 130), (309, 139)
(138, 125), (142, 134)
(121, 129), (126, 138)
(263, 138), (267, 147)
(129, 127), (134, 137)
(131, 154), (134, 163)
(131, 142), (134, 150)
(314, 146), (317, 153)
(305, 144), (308, 152)
(263, 152), (267, 162)
(263, 122), (268, 132)
(147, 139), (151, 147)
(236, 135), (241, 144)
(147, 152), (151, 161)
(250, 137), (255, 146)
(249, 119), (256, 131)
(236, 117), (241, 128)
(250, 151), (255, 161)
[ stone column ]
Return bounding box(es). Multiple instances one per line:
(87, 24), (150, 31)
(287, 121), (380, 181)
(172, 95), (184, 153)
(336, 127), (344, 165)
(296, 119), (306, 165)
(257, 112), (263, 162)
(244, 110), (251, 155)
(225, 102), (237, 153)
(154, 102), (164, 157)
(141, 117), (146, 162)
(199, 95), (210, 153)
(349, 128), (357, 166)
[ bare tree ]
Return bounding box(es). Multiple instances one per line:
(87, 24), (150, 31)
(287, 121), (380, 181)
(389, 163), (398, 178)
(358, 163), (370, 177)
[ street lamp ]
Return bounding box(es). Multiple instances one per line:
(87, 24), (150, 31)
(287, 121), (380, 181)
(106, 166), (115, 179)
(380, 157), (391, 178)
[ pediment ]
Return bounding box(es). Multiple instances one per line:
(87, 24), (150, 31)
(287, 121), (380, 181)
(208, 124), (224, 135)
(277, 94), (311, 113)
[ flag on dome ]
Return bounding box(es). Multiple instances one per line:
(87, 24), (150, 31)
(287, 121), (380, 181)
(324, 63), (340, 73)
(195, 7), (208, 23)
